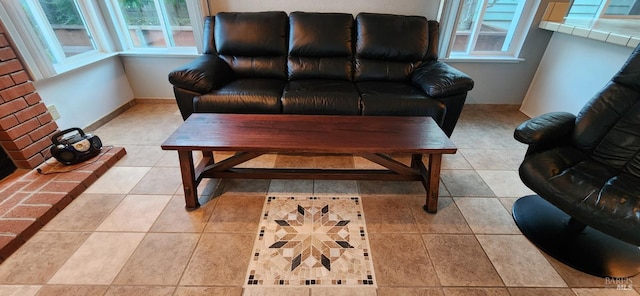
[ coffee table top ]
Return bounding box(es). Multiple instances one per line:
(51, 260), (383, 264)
(161, 114), (457, 154)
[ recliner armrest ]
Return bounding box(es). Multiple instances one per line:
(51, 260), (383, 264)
(411, 61), (474, 97)
(168, 54), (233, 93)
(514, 112), (576, 145)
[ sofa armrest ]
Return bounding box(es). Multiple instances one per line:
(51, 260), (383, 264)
(168, 54), (233, 93)
(514, 112), (576, 146)
(411, 61), (474, 97)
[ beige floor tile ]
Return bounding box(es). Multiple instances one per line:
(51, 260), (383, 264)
(410, 197), (472, 234)
(460, 149), (521, 170)
(423, 234), (503, 286)
(441, 153), (473, 170)
(96, 194), (171, 232)
(274, 154), (316, 168)
(218, 179), (271, 196)
(242, 287), (310, 296)
(354, 156), (385, 169)
(508, 287), (577, 296)
(267, 179), (313, 197)
(440, 170), (495, 197)
(0, 285), (41, 296)
(476, 170), (535, 198)
(130, 167), (183, 195)
(113, 233), (199, 285)
(443, 287), (511, 296)
(499, 197), (519, 213)
(84, 166), (151, 194)
(180, 233), (254, 286)
(173, 286), (243, 296)
(311, 287), (377, 295)
(313, 155), (355, 168)
(236, 153), (277, 168)
(48, 232), (145, 285)
(204, 195), (264, 233)
(42, 194), (126, 231)
(150, 194), (216, 233)
(35, 285), (109, 296)
(313, 180), (358, 196)
(115, 145), (168, 167)
(104, 286), (175, 296)
(377, 287), (444, 296)
(358, 180), (421, 196)
(362, 195), (419, 233)
(476, 234), (567, 287)
(154, 150), (181, 167)
(454, 197), (520, 234)
(369, 233), (439, 286)
(572, 288), (639, 296)
(0, 232), (90, 284)
(544, 255), (624, 288)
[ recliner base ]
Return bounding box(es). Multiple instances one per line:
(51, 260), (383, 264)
(512, 195), (640, 278)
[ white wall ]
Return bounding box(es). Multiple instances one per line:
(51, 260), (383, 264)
(123, 0), (555, 106)
(520, 33), (633, 117)
(120, 56), (194, 100)
(207, 0), (441, 18)
(34, 56), (134, 130)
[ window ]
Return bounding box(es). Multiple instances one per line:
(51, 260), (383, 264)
(567, 0), (640, 18)
(439, 0), (540, 60)
(0, 0), (111, 78)
(108, 0), (203, 51)
(0, 0), (204, 79)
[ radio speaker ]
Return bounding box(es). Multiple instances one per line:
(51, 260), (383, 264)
(50, 128), (102, 165)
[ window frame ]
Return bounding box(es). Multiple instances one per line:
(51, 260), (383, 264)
(438, 0), (540, 62)
(0, 0), (205, 80)
(104, 0), (204, 54)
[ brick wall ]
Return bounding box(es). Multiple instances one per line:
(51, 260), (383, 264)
(0, 21), (58, 169)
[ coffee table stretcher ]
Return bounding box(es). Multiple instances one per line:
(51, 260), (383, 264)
(162, 114), (456, 213)
(175, 150), (444, 213)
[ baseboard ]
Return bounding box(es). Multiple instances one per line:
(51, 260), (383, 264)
(84, 100), (137, 132)
(464, 104), (522, 111)
(134, 98), (175, 104)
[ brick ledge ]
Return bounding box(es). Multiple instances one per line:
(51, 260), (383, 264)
(0, 146), (126, 262)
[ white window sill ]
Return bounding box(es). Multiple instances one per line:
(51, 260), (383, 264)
(441, 56), (525, 63)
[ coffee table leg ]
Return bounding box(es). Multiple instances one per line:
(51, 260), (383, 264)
(178, 150), (200, 210)
(425, 154), (443, 213)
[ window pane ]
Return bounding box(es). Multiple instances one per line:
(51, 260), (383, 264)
(605, 0), (640, 15)
(452, 0), (482, 52)
(452, 0), (523, 54)
(20, 0), (96, 62)
(117, 0), (194, 48)
(163, 0), (194, 46)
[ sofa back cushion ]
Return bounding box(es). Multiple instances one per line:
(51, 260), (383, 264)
(214, 11), (288, 79)
(287, 12), (354, 81)
(354, 13), (430, 82)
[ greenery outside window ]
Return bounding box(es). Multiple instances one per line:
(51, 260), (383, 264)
(108, 0), (201, 52)
(0, 0), (112, 78)
(439, 0), (540, 60)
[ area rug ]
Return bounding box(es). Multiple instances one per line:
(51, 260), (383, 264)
(244, 196), (376, 287)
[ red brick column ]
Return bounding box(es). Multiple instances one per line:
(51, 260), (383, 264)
(0, 21), (58, 169)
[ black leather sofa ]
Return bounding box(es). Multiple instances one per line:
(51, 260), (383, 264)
(169, 11), (474, 136)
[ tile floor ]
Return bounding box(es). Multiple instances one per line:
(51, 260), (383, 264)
(0, 103), (638, 296)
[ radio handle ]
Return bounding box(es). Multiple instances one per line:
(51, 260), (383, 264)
(51, 127), (86, 145)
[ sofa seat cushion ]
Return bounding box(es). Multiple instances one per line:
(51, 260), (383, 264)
(194, 79), (285, 114)
(282, 80), (360, 115)
(358, 81), (445, 124)
(520, 146), (640, 245)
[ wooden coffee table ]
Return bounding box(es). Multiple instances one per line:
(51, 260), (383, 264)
(161, 114), (457, 213)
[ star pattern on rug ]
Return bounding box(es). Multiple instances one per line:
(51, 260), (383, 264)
(268, 203), (353, 271)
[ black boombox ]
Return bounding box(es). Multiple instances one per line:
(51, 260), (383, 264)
(50, 128), (102, 165)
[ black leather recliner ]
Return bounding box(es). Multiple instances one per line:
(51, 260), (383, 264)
(168, 11), (474, 136)
(512, 45), (640, 278)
